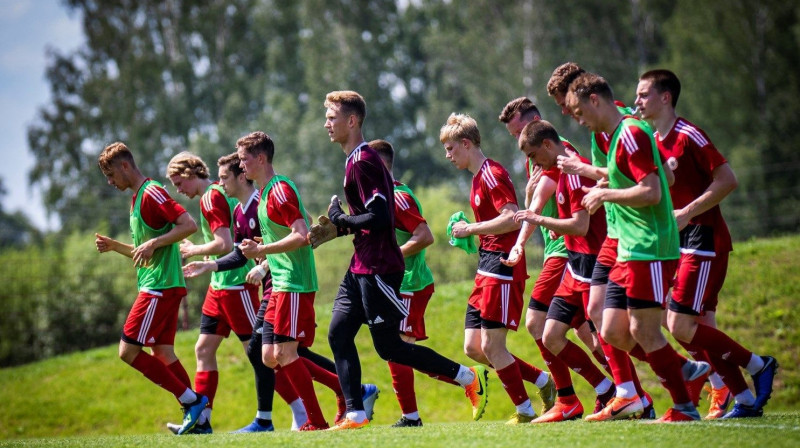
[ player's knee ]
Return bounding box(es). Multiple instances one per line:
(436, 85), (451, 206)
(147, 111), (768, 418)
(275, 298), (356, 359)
(261, 351), (278, 369)
(464, 341), (483, 361)
(542, 331), (565, 355)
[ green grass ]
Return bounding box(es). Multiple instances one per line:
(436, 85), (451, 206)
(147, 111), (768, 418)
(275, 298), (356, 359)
(1, 234), (799, 445)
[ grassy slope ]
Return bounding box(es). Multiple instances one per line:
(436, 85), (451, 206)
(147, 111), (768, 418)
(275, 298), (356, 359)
(1, 235), (798, 442)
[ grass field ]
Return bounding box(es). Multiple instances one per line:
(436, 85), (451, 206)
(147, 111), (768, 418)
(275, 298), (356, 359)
(1, 234), (799, 445)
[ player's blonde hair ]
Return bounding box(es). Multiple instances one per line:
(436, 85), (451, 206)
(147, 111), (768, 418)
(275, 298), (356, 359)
(98, 142), (136, 176)
(439, 113), (481, 146)
(166, 151), (210, 179)
(324, 90), (366, 127)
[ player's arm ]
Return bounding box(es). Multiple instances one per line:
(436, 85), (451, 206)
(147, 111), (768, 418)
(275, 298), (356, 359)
(452, 203), (520, 238)
(181, 226), (233, 258)
(524, 209), (590, 237)
(133, 212), (198, 266)
(401, 222), (434, 257)
(241, 218), (309, 258)
(558, 153), (607, 181)
(329, 194), (391, 231)
(582, 172), (661, 214)
(662, 161), (675, 186)
(523, 165), (543, 208)
(674, 162), (737, 230)
(95, 234), (134, 258)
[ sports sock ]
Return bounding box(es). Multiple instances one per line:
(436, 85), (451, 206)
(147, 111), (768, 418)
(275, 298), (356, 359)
(167, 360), (192, 389)
(195, 370), (218, 408)
(403, 411), (420, 420)
(629, 344), (647, 361)
(600, 336), (635, 385)
(558, 341), (607, 389)
(515, 399), (535, 416)
(690, 324), (754, 369)
(302, 357), (343, 394)
(615, 381), (636, 399)
(274, 366), (300, 403)
(282, 358), (326, 426)
(511, 354), (544, 385)
(130, 351), (189, 400)
(708, 372), (725, 389)
(178, 388), (198, 404)
(592, 348), (612, 375)
(345, 410), (367, 423)
(708, 353), (749, 395)
(645, 344), (691, 405)
(198, 407), (211, 425)
(535, 339), (572, 390)
(745, 355), (766, 375)
(289, 398), (307, 429)
(454, 365), (475, 386)
(256, 410), (272, 421)
(496, 362), (529, 406)
(389, 361), (418, 415)
(734, 389), (756, 406)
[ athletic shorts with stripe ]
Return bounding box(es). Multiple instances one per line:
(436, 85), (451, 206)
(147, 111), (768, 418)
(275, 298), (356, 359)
(608, 259), (679, 309)
(399, 283), (434, 341)
(200, 283), (260, 340)
(591, 237), (618, 286)
(332, 270), (408, 330)
(467, 278), (525, 331)
(528, 256), (567, 311)
(264, 291), (316, 347)
(122, 287), (187, 347)
(669, 251), (729, 315)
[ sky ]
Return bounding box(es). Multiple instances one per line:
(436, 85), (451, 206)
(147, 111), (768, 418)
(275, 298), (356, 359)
(0, 0), (83, 230)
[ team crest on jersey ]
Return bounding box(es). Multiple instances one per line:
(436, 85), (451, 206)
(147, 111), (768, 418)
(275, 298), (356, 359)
(249, 218), (256, 229)
(558, 192), (565, 204)
(474, 194), (481, 206)
(667, 156), (679, 171)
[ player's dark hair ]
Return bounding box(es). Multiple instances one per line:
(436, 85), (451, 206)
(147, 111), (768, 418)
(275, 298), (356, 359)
(519, 120), (561, 151)
(547, 62), (586, 97)
(217, 152), (252, 185)
(499, 97), (541, 123)
(369, 139), (394, 169)
(236, 131), (275, 163)
(640, 69), (681, 108)
(98, 142), (137, 176)
(568, 72), (614, 103)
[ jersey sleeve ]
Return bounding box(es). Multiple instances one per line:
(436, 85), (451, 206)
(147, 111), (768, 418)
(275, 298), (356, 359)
(352, 158), (391, 208)
(566, 173), (593, 214)
(267, 181), (304, 227)
(486, 164), (518, 212)
(394, 190), (426, 233)
(140, 184), (187, 229)
(618, 125), (658, 183)
(689, 132), (727, 176)
(201, 188), (232, 233)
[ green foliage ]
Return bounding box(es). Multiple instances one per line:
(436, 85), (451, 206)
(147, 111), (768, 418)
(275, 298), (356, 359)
(1, 235), (798, 440)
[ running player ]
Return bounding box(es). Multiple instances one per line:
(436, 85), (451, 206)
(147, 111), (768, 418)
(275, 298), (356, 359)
(95, 142), (207, 435)
(636, 69), (777, 419)
(309, 91), (488, 430)
(166, 152), (260, 433)
(441, 112), (552, 424)
(515, 120), (616, 423)
(566, 72), (699, 422)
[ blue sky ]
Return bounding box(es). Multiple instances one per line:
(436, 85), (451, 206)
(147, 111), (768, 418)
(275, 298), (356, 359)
(0, 0), (83, 230)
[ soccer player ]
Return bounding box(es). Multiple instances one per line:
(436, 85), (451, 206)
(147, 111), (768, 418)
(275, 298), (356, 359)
(499, 97), (614, 415)
(95, 142), (207, 435)
(515, 120), (616, 423)
(440, 112), (551, 424)
(309, 91), (488, 430)
(165, 152), (261, 433)
(566, 72), (700, 422)
(636, 69), (777, 418)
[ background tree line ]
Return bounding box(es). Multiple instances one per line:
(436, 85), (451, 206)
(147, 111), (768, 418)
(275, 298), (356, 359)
(1, 0), (797, 366)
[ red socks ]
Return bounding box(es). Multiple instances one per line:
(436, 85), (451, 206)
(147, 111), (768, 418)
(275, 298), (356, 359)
(195, 370), (218, 408)
(130, 351), (187, 399)
(496, 361), (529, 406)
(389, 361), (418, 414)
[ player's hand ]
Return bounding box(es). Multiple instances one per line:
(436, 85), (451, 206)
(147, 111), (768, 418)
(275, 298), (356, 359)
(179, 239), (196, 258)
(183, 261), (215, 278)
(581, 186), (605, 215)
(525, 165), (543, 199)
(246, 263), (269, 285)
(240, 238), (262, 259)
(327, 195), (345, 225)
(513, 209), (540, 225)
(674, 208), (690, 231)
(308, 215), (338, 249)
(500, 244), (523, 266)
(594, 178), (609, 189)
(95, 233), (114, 253)
(450, 220), (471, 238)
(549, 230), (559, 240)
(132, 239), (156, 267)
(557, 153), (585, 175)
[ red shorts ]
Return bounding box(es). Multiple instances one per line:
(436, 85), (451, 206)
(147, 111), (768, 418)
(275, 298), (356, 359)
(265, 291), (316, 347)
(468, 278), (525, 331)
(530, 256), (568, 306)
(123, 287), (186, 346)
(597, 237), (618, 268)
(609, 259), (679, 306)
(555, 269), (591, 307)
(399, 283), (434, 341)
(672, 252), (729, 314)
(201, 284), (260, 337)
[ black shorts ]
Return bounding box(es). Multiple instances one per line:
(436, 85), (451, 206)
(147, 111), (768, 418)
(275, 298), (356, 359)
(528, 297), (550, 312)
(332, 270), (408, 329)
(668, 297), (700, 316)
(547, 296), (584, 326)
(604, 281), (628, 310)
(200, 313), (251, 342)
(261, 320), (295, 345)
(464, 304), (506, 330)
(591, 262), (612, 286)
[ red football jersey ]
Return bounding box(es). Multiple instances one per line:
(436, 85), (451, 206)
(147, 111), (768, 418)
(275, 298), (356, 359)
(201, 184), (233, 233)
(131, 179), (186, 229)
(470, 159), (520, 252)
(556, 154), (607, 255)
(393, 181), (426, 233)
(265, 180), (305, 228)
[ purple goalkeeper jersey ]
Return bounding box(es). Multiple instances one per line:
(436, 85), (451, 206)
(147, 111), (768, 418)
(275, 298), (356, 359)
(233, 190), (261, 243)
(343, 142), (404, 275)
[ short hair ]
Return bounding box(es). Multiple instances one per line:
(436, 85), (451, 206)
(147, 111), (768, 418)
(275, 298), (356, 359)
(236, 131), (275, 163)
(217, 152), (251, 184)
(640, 69), (681, 108)
(439, 113), (481, 146)
(519, 120), (561, 150)
(547, 62), (586, 97)
(324, 90), (367, 127)
(166, 151), (210, 179)
(369, 139), (394, 168)
(567, 72), (614, 103)
(98, 142), (136, 176)
(499, 97), (541, 123)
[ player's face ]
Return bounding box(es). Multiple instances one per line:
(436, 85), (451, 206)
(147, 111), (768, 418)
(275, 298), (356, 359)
(520, 141), (553, 170)
(552, 92), (576, 121)
(237, 147), (257, 181)
(218, 165), (238, 198)
(635, 79), (663, 121)
(505, 113), (530, 139)
(443, 139), (469, 170)
(567, 94), (599, 132)
(169, 174), (200, 198)
(103, 163), (128, 191)
(324, 105), (349, 145)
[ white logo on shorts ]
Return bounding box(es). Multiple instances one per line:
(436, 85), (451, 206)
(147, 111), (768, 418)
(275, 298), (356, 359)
(373, 316), (384, 324)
